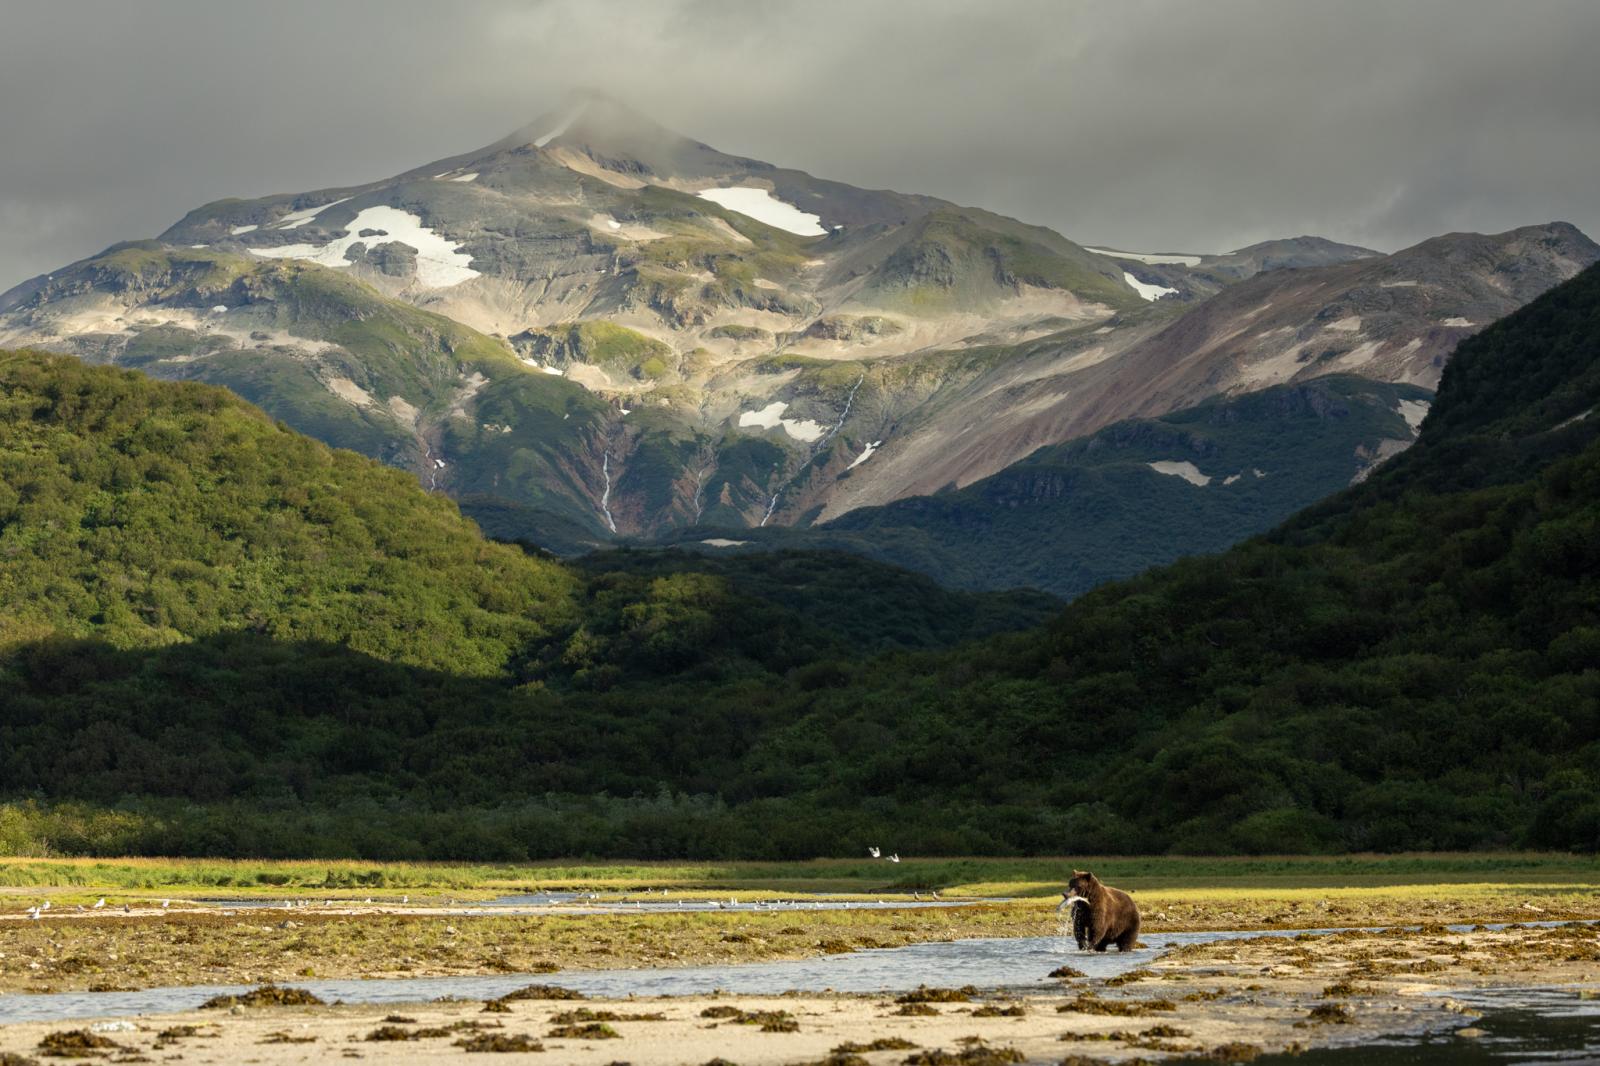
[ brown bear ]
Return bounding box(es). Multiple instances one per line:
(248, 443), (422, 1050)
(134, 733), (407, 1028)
(1058, 870), (1140, 952)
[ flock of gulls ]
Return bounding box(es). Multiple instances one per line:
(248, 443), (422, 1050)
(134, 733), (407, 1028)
(22, 898), (139, 919)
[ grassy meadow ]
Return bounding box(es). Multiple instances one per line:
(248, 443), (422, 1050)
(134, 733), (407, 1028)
(1, 852), (1594, 899)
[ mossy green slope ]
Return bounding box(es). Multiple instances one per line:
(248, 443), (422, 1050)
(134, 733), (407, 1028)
(854, 207), (1143, 313)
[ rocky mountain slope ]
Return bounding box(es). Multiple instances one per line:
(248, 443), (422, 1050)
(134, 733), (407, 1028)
(2, 94), (1592, 551)
(660, 374), (1432, 597)
(816, 222), (1599, 519)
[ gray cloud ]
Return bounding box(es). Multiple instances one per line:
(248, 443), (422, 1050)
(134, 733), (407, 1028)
(2, 0), (1598, 289)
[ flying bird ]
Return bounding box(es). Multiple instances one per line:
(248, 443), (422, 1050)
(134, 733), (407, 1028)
(888, 853), (900, 863)
(868, 847), (881, 858)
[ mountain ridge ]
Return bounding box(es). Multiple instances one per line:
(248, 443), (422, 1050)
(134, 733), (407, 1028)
(1, 100), (1592, 556)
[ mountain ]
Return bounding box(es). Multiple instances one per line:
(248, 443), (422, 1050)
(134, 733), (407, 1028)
(3, 260), (1598, 858)
(1081, 235), (1383, 298)
(814, 222), (1599, 521)
(1, 95), (1593, 552)
(654, 374), (1433, 598)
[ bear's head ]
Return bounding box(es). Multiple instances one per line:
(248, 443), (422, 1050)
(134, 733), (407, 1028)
(1061, 870), (1099, 906)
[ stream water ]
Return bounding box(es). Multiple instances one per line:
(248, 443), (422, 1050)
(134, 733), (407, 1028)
(0, 928), (1225, 1024)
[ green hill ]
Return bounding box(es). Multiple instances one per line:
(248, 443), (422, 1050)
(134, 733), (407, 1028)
(0, 349), (577, 675)
(0, 258), (1597, 859)
(657, 375), (1432, 598)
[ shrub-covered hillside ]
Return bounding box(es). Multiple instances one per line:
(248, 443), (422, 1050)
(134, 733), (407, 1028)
(0, 350), (578, 675)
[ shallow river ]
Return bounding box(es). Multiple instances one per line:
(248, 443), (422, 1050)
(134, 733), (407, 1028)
(0, 928), (1254, 1023)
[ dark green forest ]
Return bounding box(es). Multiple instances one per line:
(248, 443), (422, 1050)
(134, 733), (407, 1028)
(1, 262), (1597, 859)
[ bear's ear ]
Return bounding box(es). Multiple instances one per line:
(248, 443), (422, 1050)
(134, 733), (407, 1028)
(1072, 869), (1087, 877)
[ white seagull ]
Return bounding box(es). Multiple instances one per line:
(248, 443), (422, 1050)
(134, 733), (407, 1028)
(92, 898), (106, 909)
(39, 901), (50, 911)
(868, 847), (881, 858)
(888, 853), (900, 863)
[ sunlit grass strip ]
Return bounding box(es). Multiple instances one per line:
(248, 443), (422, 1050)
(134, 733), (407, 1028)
(0, 853), (1594, 897)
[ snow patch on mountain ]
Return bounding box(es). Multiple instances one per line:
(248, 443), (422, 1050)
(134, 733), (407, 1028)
(847, 440), (883, 470)
(1397, 398), (1430, 433)
(696, 187), (826, 236)
(229, 224), (257, 235)
(449, 172), (479, 183)
(701, 538), (748, 548)
(1087, 247), (1201, 266)
(274, 198), (350, 229)
(1148, 460), (1210, 486)
(250, 205), (479, 288)
(739, 400), (827, 441)
(1123, 272), (1178, 301)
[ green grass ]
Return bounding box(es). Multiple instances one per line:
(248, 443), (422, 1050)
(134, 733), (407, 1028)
(1, 853), (1593, 898)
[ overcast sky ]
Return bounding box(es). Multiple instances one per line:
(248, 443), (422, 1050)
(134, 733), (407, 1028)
(2, 0), (1597, 290)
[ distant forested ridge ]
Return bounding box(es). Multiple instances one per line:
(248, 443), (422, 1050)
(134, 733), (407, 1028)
(1, 262), (1598, 859)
